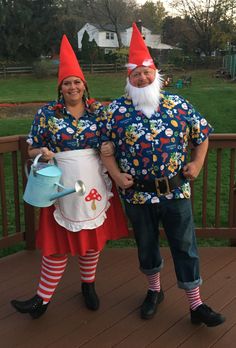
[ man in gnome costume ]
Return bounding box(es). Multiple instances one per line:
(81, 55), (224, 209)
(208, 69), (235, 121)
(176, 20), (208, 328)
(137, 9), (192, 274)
(10, 35), (129, 319)
(100, 23), (225, 326)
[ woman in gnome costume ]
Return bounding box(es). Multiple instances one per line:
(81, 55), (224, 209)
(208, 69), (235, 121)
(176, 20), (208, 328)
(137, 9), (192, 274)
(11, 35), (129, 319)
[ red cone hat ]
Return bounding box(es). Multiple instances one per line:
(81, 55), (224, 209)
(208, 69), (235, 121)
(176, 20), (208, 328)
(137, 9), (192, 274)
(127, 22), (156, 75)
(58, 34), (85, 85)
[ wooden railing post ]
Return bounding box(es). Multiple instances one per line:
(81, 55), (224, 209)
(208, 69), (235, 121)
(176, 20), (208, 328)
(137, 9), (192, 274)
(19, 136), (36, 250)
(230, 182), (236, 246)
(234, 183), (236, 227)
(228, 147), (236, 246)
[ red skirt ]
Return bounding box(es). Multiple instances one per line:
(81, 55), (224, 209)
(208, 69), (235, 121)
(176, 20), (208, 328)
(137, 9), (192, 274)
(36, 185), (129, 256)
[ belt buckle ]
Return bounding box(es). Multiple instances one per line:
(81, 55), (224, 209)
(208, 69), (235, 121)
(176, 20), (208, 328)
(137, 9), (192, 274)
(155, 177), (170, 196)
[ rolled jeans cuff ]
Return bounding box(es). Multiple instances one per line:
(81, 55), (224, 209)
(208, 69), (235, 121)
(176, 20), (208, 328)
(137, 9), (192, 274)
(177, 277), (202, 290)
(140, 258), (164, 275)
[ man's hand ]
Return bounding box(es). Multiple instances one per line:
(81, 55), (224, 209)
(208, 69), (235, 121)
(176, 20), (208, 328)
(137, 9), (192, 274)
(100, 141), (114, 156)
(113, 172), (134, 190)
(183, 138), (209, 180)
(182, 162), (202, 180)
(100, 152), (133, 189)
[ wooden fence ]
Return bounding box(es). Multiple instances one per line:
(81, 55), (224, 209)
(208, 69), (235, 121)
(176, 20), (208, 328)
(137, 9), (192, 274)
(81, 63), (126, 73)
(0, 134), (236, 251)
(0, 63), (126, 78)
(0, 66), (33, 77)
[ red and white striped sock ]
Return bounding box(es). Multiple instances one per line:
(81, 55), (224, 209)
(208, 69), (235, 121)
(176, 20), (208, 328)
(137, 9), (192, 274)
(147, 272), (161, 292)
(78, 250), (100, 283)
(185, 287), (203, 310)
(37, 255), (68, 305)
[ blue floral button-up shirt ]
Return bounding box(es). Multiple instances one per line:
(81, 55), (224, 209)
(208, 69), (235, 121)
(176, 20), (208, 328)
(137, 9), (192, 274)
(99, 91), (213, 204)
(27, 100), (101, 152)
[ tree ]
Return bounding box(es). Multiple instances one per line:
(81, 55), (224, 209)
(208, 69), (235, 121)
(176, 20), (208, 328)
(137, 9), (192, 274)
(0, 0), (61, 61)
(85, 0), (138, 48)
(54, 0), (88, 53)
(81, 31), (100, 63)
(138, 1), (167, 33)
(170, 0), (236, 55)
(0, 0), (86, 61)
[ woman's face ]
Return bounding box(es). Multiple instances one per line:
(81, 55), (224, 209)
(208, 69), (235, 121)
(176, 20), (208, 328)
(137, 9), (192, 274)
(60, 76), (85, 104)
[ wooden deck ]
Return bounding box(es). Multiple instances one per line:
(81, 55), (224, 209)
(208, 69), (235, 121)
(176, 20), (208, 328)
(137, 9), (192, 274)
(1, 247), (236, 348)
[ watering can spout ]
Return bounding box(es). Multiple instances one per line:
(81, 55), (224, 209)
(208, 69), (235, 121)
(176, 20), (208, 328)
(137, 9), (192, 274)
(50, 180), (86, 201)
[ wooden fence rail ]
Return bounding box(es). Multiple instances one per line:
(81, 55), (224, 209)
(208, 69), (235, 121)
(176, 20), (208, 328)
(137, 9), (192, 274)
(0, 63), (126, 77)
(0, 66), (33, 77)
(0, 134), (236, 251)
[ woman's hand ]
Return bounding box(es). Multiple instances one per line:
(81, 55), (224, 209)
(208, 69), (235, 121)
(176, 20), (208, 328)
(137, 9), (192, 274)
(40, 147), (55, 161)
(100, 141), (115, 156)
(28, 145), (55, 161)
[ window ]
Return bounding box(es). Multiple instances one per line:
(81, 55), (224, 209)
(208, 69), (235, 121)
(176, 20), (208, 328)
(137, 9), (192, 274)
(106, 32), (114, 40)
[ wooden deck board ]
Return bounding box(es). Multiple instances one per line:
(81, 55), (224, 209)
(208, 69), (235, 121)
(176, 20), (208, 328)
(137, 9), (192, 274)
(0, 247), (236, 348)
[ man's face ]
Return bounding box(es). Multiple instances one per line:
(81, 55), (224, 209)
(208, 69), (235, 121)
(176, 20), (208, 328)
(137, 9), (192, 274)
(129, 67), (156, 88)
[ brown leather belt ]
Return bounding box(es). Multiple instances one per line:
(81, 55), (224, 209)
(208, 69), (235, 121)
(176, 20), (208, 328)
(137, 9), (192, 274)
(131, 171), (186, 196)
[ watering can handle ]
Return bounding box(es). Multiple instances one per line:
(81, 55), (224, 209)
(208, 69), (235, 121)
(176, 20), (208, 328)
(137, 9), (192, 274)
(24, 153), (42, 178)
(32, 153), (58, 168)
(24, 153), (58, 178)
(24, 159), (33, 178)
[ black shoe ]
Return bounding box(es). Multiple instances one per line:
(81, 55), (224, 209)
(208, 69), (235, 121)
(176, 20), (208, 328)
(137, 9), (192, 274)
(191, 304), (225, 327)
(140, 289), (164, 320)
(81, 282), (100, 311)
(11, 295), (49, 319)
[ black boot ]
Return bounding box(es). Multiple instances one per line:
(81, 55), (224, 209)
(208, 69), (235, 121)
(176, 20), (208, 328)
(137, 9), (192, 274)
(11, 295), (49, 319)
(190, 304), (225, 327)
(140, 289), (164, 320)
(81, 282), (100, 310)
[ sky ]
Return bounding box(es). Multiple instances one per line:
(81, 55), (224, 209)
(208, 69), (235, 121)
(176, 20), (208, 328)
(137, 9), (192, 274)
(137, 0), (172, 8)
(137, 0), (171, 4)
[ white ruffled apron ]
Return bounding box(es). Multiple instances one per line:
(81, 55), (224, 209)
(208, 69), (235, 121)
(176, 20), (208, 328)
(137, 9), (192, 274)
(53, 149), (113, 232)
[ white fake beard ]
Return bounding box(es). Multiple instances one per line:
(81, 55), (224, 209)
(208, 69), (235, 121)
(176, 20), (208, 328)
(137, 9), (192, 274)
(125, 73), (163, 118)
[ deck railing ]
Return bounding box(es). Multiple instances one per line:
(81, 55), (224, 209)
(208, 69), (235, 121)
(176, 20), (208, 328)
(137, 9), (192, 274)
(0, 134), (236, 250)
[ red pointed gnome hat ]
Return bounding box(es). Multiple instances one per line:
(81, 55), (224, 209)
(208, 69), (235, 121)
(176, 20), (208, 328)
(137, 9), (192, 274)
(58, 34), (85, 85)
(127, 22), (156, 75)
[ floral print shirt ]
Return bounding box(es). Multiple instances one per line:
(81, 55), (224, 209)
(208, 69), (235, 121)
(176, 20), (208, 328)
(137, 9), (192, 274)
(27, 100), (101, 152)
(99, 91), (213, 204)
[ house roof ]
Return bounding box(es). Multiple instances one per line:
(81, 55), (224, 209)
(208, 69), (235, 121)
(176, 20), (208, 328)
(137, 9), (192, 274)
(89, 23), (128, 32)
(156, 43), (177, 50)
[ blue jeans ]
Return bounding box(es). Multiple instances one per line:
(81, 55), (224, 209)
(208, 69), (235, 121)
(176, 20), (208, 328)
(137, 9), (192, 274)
(124, 199), (202, 290)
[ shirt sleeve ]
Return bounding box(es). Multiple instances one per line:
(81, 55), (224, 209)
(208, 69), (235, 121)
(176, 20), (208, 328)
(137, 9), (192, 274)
(181, 98), (214, 146)
(26, 108), (49, 148)
(96, 104), (113, 142)
(86, 100), (105, 116)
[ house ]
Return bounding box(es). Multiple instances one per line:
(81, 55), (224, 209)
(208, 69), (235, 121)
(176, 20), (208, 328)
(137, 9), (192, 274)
(77, 22), (175, 54)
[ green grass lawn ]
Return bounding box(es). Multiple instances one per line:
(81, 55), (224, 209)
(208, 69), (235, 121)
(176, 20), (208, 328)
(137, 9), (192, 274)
(0, 70), (235, 134)
(0, 72), (126, 103)
(0, 70), (235, 253)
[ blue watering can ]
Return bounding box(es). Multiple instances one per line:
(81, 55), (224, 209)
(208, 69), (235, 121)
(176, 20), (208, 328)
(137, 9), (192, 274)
(23, 154), (86, 207)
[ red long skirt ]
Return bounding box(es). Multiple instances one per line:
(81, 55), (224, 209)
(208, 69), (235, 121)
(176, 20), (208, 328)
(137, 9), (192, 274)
(36, 185), (129, 256)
